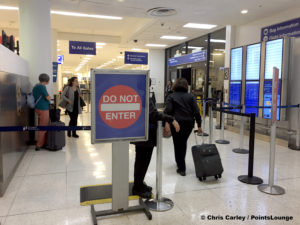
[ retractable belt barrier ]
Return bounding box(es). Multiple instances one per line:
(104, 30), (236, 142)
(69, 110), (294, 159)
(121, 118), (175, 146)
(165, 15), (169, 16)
(0, 126), (91, 132)
(214, 108), (263, 185)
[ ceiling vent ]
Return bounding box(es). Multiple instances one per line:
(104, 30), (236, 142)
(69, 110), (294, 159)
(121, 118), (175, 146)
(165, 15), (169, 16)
(147, 7), (177, 17)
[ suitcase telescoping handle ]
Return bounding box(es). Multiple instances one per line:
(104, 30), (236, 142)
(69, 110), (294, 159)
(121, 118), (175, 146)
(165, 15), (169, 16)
(194, 130), (205, 145)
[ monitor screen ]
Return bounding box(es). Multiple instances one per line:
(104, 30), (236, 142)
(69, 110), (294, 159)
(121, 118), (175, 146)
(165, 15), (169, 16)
(246, 43), (261, 80)
(245, 81), (260, 116)
(264, 39), (283, 79)
(263, 80), (281, 120)
(230, 47), (243, 81)
(229, 81), (241, 112)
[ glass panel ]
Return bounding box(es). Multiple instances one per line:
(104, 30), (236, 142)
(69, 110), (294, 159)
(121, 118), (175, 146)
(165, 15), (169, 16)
(209, 28), (226, 97)
(187, 35), (207, 54)
(170, 43), (187, 58)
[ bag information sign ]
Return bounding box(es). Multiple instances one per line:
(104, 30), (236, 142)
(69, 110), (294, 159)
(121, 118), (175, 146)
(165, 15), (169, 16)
(91, 69), (149, 143)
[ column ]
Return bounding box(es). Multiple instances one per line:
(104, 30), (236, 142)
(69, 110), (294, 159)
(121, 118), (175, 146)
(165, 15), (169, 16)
(18, 0), (53, 96)
(149, 49), (165, 106)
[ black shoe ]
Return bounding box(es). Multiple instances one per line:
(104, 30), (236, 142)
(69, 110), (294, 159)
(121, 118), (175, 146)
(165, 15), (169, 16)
(72, 134), (79, 138)
(177, 169), (186, 176)
(67, 132), (71, 137)
(142, 182), (153, 192)
(35, 146), (41, 151)
(132, 186), (152, 199)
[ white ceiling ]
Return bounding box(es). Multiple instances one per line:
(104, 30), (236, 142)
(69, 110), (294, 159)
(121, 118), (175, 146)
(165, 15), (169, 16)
(1, 0), (300, 73)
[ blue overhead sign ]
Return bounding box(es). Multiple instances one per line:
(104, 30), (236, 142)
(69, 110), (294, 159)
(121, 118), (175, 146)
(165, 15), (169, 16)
(91, 70), (149, 143)
(261, 17), (300, 42)
(125, 52), (148, 65)
(52, 62), (58, 83)
(69, 41), (96, 55)
(58, 55), (64, 64)
(168, 50), (207, 67)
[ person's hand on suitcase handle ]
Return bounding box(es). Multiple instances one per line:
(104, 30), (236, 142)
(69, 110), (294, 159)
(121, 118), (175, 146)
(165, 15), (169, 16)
(194, 127), (203, 134)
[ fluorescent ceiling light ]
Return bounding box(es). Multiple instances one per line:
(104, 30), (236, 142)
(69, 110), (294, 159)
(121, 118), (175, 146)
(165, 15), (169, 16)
(132, 48), (141, 51)
(96, 43), (106, 46)
(96, 46), (103, 49)
(211, 53), (223, 56)
(51, 10), (122, 20)
(0, 6), (122, 20)
(183, 23), (216, 29)
(146, 44), (167, 47)
(210, 39), (226, 43)
(0, 6), (18, 10)
(188, 46), (203, 49)
(241, 9), (248, 14)
(160, 35), (187, 40)
(118, 56), (124, 59)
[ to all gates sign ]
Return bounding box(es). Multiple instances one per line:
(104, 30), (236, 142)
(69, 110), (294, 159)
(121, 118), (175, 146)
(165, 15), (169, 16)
(92, 70), (149, 143)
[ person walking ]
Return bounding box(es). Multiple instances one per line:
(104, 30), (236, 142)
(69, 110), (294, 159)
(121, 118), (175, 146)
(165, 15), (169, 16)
(61, 77), (82, 138)
(32, 73), (51, 151)
(132, 81), (180, 199)
(164, 78), (202, 176)
(165, 80), (173, 101)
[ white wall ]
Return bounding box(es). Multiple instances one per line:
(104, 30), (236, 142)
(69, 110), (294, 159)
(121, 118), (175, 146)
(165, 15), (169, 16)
(234, 6), (300, 47)
(0, 45), (28, 76)
(149, 49), (165, 104)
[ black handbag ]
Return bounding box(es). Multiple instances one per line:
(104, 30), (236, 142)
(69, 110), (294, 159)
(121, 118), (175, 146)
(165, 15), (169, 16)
(80, 97), (86, 107)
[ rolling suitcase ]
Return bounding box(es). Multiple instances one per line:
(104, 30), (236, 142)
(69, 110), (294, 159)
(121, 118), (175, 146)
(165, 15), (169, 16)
(192, 130), (223, 181)
(47, 121), (65, 151)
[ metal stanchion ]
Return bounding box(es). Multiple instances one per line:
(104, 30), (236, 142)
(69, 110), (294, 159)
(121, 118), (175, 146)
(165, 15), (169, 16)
(233, 105), (249, 154)
(288, 106), (300, 150)
(215, 102), (230, 144)
(198, 100), (209, 137)
(145, 121), (174, 211)
(238, 113), (263, 185)
(209, 103), (213, 144)
(216, 101), (222, 130)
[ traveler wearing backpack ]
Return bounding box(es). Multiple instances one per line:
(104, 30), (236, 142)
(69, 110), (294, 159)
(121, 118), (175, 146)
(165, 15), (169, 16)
(32, 73), (51, 151)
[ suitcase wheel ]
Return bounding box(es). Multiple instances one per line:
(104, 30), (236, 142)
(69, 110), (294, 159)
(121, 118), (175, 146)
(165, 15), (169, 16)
(199, 177), (206, 182)
(218, 174), (222, 179)
(214, 175), (218, 180)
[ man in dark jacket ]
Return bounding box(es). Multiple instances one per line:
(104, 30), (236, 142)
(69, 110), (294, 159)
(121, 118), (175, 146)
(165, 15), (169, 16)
(132, 95), (180, 198)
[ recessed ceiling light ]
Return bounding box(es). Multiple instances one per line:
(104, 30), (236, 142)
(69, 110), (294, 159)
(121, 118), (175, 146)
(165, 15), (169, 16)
(51, 10), (122, 20)
(160, 35), (187, 40)
(241, 9), (248, 14)
(132, 48), (142, 51)
(207, 39), (226, 43)
(183, 23), (217, 29)
(146, 44), (167, 47)
(0, 5), (18, 10)
(188, 46), (204, 49)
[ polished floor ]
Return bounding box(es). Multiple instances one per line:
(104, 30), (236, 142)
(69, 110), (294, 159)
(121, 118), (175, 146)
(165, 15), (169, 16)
(1, 112), (300, 225)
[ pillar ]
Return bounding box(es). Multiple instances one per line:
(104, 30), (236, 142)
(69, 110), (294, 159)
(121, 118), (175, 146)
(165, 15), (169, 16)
(18, 0), (53, 96)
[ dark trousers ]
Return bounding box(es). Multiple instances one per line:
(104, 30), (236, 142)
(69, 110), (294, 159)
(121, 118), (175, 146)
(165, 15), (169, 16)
(134, 145), (154, 189)
(67, 110), (78, 135)
(171, 121), (194, 172)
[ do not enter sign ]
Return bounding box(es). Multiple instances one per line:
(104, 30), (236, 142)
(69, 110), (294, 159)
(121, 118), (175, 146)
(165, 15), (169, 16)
(99, 85), (142, 129)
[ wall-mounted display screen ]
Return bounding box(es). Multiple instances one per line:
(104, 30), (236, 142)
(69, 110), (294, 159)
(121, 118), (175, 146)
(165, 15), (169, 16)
(245, 81), (260, 116)
(229, 81), (241, 112)
(246, 43), (261, 80)
(264, 39), (283, 79)
(263, 80), (281, 120)
(230, 47), (243, 81)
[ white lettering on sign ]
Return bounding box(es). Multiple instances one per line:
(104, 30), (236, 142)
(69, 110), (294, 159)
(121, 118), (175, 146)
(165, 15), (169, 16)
(103, 95), (117, 103)
(119, 95), (139, 103)
(105, 112), (136, 120)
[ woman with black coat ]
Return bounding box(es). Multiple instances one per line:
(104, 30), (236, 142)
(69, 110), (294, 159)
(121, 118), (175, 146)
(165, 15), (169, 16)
(132, 95), (180, 198)
(164, 78), (202, 176)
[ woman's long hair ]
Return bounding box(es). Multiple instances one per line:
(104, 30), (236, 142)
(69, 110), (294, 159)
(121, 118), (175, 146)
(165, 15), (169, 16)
(68, 77), (77, 87)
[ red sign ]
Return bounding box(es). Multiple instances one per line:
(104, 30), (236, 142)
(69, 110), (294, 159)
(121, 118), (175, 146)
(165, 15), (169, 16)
(98, 85), (142, 129)
(272, 67), (279, 123)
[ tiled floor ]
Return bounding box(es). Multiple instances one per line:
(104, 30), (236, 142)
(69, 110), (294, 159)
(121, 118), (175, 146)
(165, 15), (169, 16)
(1, 112), (300, 225)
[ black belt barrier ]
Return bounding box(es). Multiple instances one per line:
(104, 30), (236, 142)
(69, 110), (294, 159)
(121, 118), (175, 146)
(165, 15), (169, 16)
(0, 126), (91, 132)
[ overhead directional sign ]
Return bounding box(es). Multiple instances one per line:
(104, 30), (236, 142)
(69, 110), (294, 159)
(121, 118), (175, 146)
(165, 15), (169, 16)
(168, 50), (207, 67)
(261, 17), (300, 42)
(69, 41), (96, 55)
(91, 69), (149, 143)
(124, 51), (148, 65)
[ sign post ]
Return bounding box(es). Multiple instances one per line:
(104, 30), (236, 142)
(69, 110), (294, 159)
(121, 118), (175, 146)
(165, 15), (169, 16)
(258, 67), (285, 195)
(91, 69), (150, 221)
